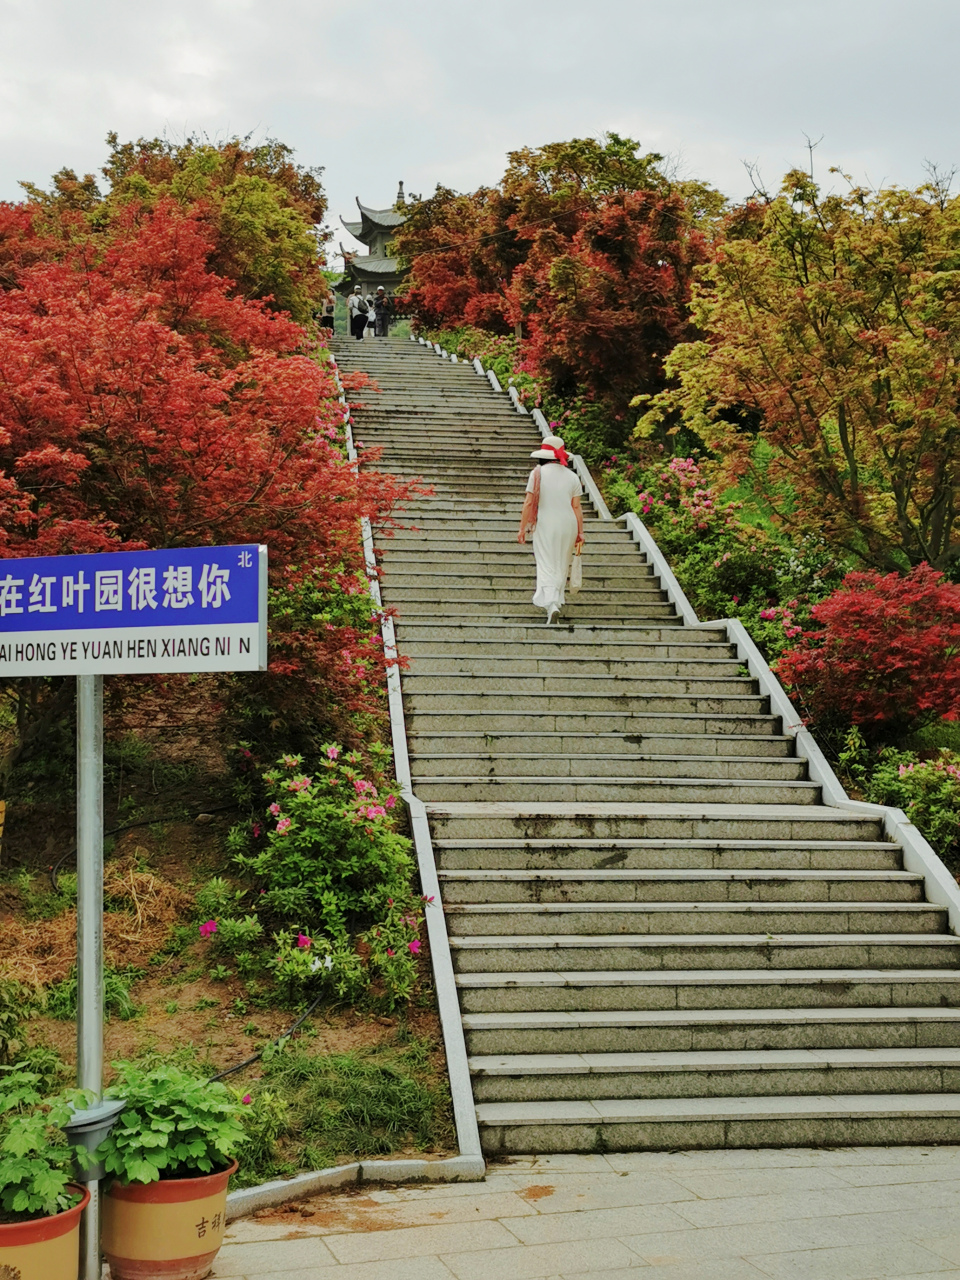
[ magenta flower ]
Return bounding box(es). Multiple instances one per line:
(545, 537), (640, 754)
(276, 816), (292, 835)
(268, 802), (281, 816)
(297, 932), (312, 949)
(759, 608), (777, 621)
(385, 795), (396, 809)
(199, 920), (217, 939)
(242, 1094), (252, 1105)
(326, 745), (340, 760)
(252, 822), (262, 838)
(408, 938), (421, 955)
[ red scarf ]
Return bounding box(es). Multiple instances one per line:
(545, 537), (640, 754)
(543, 444), (568, 466)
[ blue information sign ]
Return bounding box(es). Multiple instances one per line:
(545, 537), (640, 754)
(0, 544), (267, 675)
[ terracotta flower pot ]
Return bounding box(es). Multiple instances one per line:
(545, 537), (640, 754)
(0, 1183), (89, 1280)
(101, 1160), (237, 1280)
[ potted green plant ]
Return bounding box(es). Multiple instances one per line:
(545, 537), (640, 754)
(96, 1062), (246, 1280)
(0, 1064), (89, 1280)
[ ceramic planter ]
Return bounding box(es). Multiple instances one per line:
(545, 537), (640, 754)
(0, 1183), (89, 1280)
(101, 1160), (237, 1280)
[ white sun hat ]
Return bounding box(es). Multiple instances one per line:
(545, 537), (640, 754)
(531, 434), (569, 463)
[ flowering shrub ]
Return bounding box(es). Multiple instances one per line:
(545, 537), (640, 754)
(603, 455), (843, 659)
(225, 749), (422, 1007)
(865, 750), (960, 857)
(776, 565), (960, 739)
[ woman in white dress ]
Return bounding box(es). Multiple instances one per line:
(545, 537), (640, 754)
(517, 434), (584, 625)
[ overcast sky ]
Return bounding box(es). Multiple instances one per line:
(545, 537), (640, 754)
(0, 0), (953, 264)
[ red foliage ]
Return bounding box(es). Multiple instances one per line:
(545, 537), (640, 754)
(0, 196), (418, 741)
(508, 191), (708, 413)
(776, 564), (960, 736)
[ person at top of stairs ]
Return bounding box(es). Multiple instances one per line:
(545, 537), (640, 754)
(517, 434), (584, 625)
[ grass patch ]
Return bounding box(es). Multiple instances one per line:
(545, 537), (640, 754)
(233, 1039), (454, 1187)
(45, 965), (143, 1022)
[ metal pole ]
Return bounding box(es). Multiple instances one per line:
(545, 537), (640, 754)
(76, 674), (103, 1280)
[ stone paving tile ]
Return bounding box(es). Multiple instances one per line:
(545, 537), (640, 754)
(562, 1262), (769, 1280)
(504, 1201), (693, 1245)
(669, 1165), (856, 1201)
(621, 1209), (914, 1263)
(226, 1263), (459, 1280)
(213, 1236), (337, 1274)
(439, 1236), (642, 1280)
(323, 1218), (520, 1265)
(832, 1161), (960, 1187)
(504, 1171), (697, 1212)
(743, 1241), (955, 1279)
(671, 1180), (960, 1229)
(920, 1234), (960, 1265)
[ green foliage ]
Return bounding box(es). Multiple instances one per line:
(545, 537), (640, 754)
(97, 1062), (246, 1184)
(15, 870), (76, 921)
(232, 1042), (453, 1187)
(226, 751), (421, 1007)
(0, 983), (25, 1065)
(46, 966), (143, 1022)
(194, 877), (246, 922)
(865, 751), (960, 859)
(0, 1065), (79, 1220)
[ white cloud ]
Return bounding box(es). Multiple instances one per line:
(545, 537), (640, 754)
(0, 0), (955, 260)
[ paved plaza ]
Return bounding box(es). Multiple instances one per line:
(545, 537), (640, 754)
(213, 1146), (960, 1280)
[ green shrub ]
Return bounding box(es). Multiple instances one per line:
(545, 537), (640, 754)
(225, 750), (423, 1006)
(97, 1062), (246, 1184)
(866, 750), (960, 858)
(0, 1065), (79, 1219)
(194, 876), (246, 921)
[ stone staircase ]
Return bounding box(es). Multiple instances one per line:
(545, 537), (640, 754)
(332, 335), (960, 1154)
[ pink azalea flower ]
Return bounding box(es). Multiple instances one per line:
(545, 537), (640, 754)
(759, 608), (777, 621)
(386, 948), (395, 957)
(268, 802), (281, 816)
(252, 822), (262, 838)
(408, 938), (421, 955)
(385, 795), (396, 809)
(326, 746), (340, 760)
(276, 816), (292, 835)
(199, 920), (217, 939)
(242, 1094), (252, 1105)
(297, 932), (312, 949)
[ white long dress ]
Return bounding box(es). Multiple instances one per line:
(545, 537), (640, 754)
(526, 463), (582, 613)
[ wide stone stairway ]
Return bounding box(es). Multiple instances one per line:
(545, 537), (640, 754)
(332, 335), (960, 1155)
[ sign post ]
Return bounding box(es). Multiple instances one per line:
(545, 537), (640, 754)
(0, 544), (267, 1280)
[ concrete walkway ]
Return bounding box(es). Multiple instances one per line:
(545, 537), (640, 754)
(213, 1147), (960, 1280)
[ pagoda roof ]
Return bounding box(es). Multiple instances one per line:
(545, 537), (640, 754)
(355, 200), (407, 228)
(340, 198), (407, 248)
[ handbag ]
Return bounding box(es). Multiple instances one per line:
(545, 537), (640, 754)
(569, 541), (583, 594)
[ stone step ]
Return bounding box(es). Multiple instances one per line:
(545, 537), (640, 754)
(389, 601), (679, 619)
(410, 754), (808, 782)
(434, 838), (902, 872)
(445, 900), (945, 937)
(405, 656), (742, 678)
(400, 639), (737, 660)
(414, 777), (817, 804)
(470, 1047), (960, 1102)
(426, 804), (880, 842)
(462, 1005), (960, 1055)
(438, 869), (922, 903)
(386, 585), (668, 604)
(456, 967), (960, 1013)
(411, 732), (792, 757)
(449, 933), (960, 974)
(396, 625), (724, 644)
(475, 1092), (960, 1154)
(402, 672), (755, 695)
(406, 711), (780, 735)
(387, 573), (660, 593)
